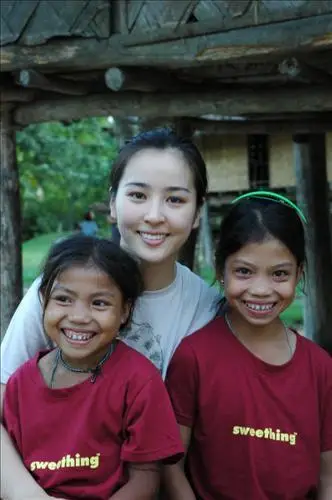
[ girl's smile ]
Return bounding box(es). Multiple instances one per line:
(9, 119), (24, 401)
(44, 265), (129, 369)
(223, 238), (302, 329)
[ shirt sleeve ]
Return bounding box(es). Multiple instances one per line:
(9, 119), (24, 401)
(321, 358), (332, 452)
(121, 373), (184, 464)
(166, 340), (198, 428)
(0, 277), (51, 384)
(2, 372), (22, 451)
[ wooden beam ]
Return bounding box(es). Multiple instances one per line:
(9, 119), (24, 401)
(14, 87), (332, 125)
(279, 57), (332, 83)
(293, 134), (332, 354)
(16, 69), (89, 96)
(1, 13), (332, 72)
(122, 4), (332, 47)
(192, 118), (332, 135)
(105, 67), (183, 92)
(0, 104), (22, 337)
(1, 87), (36, 103)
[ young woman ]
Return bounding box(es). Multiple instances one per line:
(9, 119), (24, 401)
(0, 128), (220, 499)
(2, 234), (183, 500)
(165, 193), (332, 500)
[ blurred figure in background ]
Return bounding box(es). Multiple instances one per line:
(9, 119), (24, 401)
(78, 211), (99, 237)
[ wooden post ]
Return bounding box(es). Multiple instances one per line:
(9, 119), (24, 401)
(293, 134), (332, 354)
(199, 201), (214, 270)
(0, 104), (22, 338)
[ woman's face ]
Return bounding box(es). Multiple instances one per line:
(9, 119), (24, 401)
(110, 148), (200, 265)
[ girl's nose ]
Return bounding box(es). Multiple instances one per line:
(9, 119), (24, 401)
(68, 302), (91, 323)
(251, 277), (272, 296)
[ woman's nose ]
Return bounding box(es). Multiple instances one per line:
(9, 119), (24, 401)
(143, 201), (165, 224)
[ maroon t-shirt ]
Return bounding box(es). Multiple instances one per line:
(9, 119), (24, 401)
(166, 317), (332, 500)
(3, 342), (183, 500)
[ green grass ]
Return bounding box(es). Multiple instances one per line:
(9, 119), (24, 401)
(23, 232), (69, 288)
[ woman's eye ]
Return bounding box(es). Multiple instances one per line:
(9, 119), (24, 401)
(128, 191), (146, 200)
(167, 196), (185, 204)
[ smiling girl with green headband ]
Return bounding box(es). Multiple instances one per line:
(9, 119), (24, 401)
(165, 192), (332, 500)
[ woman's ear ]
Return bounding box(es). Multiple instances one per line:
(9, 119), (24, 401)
(109, 193), (117, 222)
(193, 200), (205, 229)
(193, 210), (201, 229)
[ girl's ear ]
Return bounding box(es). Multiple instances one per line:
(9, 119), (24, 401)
(296, 263), (304, 285)
(121, 302), (131, 326)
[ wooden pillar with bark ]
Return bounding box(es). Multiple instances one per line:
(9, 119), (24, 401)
(0, 104), (22, 338)
(293, 134), (332, 354)
(175, 120), (198, 270)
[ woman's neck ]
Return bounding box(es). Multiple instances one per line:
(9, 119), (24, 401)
(140, 257), (177, 291)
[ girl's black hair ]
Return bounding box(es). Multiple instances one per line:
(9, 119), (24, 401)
(109, 127), (207, 209)
(39, 234), (143, 329)
(215, 198), (306, 275)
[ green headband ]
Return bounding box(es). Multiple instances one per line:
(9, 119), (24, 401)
(232, 190), (307, 224)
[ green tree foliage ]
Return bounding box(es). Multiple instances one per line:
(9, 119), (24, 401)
(17, 118), (117, 240)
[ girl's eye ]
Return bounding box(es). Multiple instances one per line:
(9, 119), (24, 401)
(92, 299), (110, 308)
(235, 267), (251, 276)
(128, 191), (146, 200)
(52, 295), (71, 304)
(273, 270), (289, 279)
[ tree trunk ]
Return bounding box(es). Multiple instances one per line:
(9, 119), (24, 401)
(0, 104), (22, 338)
(293, 134), (332, 354)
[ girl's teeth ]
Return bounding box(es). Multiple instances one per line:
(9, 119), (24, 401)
(64, 330), (94, 341)
(245, 303), (274, 311)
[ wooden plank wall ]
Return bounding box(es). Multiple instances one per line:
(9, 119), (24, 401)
(197, 132), (331, 193)
(270, 133), (332, 187)
(197, 134), (249, 193)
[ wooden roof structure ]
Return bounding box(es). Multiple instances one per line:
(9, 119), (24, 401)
(1, 0), (332, 131)
(1, 0), (332, 353)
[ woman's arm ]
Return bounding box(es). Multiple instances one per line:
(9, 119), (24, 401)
(1, 277), (49, 385)
(318, 451), (332, 500)
(162, 425), (195, 500)
(110, 462), (160, 500)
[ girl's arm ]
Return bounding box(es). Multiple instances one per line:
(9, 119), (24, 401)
(0, 384), (53, 500)
(110, 462), (160, 500)
(162, 425), (195, 500)
(318, 451), (332, 500)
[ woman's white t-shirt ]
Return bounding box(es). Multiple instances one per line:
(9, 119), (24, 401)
(1, 263), (220, 381)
